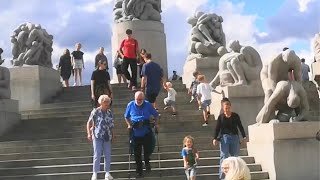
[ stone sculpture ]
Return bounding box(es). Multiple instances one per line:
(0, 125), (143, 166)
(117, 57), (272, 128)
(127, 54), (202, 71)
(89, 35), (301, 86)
(256, 49), (310, 124)
(210, 41), (262, 87)
(260, 49), (301, 103)
(0, 54), (11, 99)
(113, 0), (162, 23)
(313, 33), (320, 62)
(256, 81), (309, 124)
(11, 22), (53, 68)
(186, 11), (226, 60)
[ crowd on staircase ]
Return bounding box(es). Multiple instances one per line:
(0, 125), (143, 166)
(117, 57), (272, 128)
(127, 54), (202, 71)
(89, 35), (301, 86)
(57, 28), (251, 180)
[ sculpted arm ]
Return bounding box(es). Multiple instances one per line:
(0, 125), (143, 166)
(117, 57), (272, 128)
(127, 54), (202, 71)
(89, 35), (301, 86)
(295, 87), (309, 121)
(256, 84), (283, 124)
(293, 60), (302, 82)
(268, 54), (281, 90)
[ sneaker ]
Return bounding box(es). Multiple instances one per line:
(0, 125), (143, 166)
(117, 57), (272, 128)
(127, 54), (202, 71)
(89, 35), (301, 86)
(127, 82), (132, 89)
(202, 123), (208, 127)
(172, 112), (177, 116)
(73, 83), (77, 87)
(132, 86), (137, 91)
(163, 106), (169, 110)
(189, 97), (194, 103)
(104, 172), (114, 180)
(91, 173), (97, 180)
(145, 163), (151, 172)
(198, 106), (202, 110)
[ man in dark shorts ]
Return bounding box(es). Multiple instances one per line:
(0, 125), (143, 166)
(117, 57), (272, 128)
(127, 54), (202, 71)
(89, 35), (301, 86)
(119, 29), (139, 91)
(141, 53), (164, 110)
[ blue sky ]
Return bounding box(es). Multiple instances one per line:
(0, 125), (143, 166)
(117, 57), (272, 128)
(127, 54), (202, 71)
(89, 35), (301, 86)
(0, 0), (318, 84)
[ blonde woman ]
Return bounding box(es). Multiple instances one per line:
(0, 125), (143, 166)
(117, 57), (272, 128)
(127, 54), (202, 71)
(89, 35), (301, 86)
(221, 157), (251, 180)
(71, 43), (84, 86)
(58, 49), (72, 87)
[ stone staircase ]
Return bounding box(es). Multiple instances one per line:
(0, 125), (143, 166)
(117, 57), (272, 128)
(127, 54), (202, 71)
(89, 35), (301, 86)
(0, 82), (269, 180)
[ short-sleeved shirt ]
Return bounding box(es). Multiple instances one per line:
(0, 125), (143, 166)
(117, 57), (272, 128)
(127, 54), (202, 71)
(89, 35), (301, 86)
(141, 61), (163, 94)
(167, 88), (177, 101)
(124, 100), (159, 137)
(120, 38), (138, 59)
(71, 51), (84, 59)
(91, 69), (110, 86)
(196, 83), (212, 102)
(95, 54), (108, 68)
(301, 63), (310, 81)
(89, 108), (114, 141)
(181, 147), (197, 166)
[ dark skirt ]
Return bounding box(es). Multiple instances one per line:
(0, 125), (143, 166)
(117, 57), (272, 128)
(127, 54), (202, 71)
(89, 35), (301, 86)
(60, 70), (71, 80)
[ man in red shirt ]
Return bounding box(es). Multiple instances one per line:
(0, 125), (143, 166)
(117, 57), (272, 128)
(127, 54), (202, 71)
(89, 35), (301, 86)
(119, 29), (139, 91)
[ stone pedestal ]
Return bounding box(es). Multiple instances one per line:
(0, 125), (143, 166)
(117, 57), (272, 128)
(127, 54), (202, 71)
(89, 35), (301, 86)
(247, 122), (320, 180)
(9, 66), (62, 111)
(182, 57), (219, 89)
(0, 99), (20, 135)
(311, 61), (320, 98)
(111, 20), (168, 83)
(211, 83), (264, 134)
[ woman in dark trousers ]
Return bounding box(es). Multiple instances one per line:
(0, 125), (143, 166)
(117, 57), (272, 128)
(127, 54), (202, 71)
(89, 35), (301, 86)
(58, 49), (72, 87)
(91, 59), (113, 108)
(212, 98), (247, 179)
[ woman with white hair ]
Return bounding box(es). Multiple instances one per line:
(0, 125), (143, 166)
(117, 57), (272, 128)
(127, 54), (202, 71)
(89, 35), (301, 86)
(221, 156), (251, 180)
(86, 95), (114, 180)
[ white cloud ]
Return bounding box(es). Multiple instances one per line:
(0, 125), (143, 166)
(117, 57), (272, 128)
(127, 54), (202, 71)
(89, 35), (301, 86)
(79, 0), (113, 13)
(162, 0), (208, 15)
(297, 0), (315, 12)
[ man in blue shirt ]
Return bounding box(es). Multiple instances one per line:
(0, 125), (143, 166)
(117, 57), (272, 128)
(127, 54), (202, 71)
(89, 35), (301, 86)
(124, 91), (160, 178)
(140, 53), (164, 110)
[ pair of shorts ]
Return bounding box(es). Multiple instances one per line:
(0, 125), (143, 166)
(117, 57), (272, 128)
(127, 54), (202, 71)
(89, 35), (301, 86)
(146, 92), (159, 103)
(185, 166), (197, 179)
(164, 98), (175, 107)
(116, 65), (123, 74)
(73, 59), (83, 69)
(201, 99), (211, 109)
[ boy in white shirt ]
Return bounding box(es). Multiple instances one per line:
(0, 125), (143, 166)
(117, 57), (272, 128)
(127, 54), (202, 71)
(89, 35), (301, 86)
(196, 75), (212, 126)
(163, 81), (177, 116)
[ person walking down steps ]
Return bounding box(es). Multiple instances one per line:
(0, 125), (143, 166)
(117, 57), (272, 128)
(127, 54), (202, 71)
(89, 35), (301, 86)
(86, 95), (115, 180)
(181, 135), (199, 180)
(163, 81), (177, 116)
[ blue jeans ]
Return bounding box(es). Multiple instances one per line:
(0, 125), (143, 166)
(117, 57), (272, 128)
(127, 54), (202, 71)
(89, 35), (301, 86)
(219, 134), (240, 179)
(93, 137), (112, 173)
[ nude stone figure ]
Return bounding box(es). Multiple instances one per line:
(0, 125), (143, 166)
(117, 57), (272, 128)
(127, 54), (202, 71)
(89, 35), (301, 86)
(209, 41), (262, 87)
(186, 11), (225, 60)
(115, 0), (162, 22)
(256, 81), (309, 124)
(11, 22), (53, 67)
(0, 52), (11, 99)
(260, 49), (301, 103)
